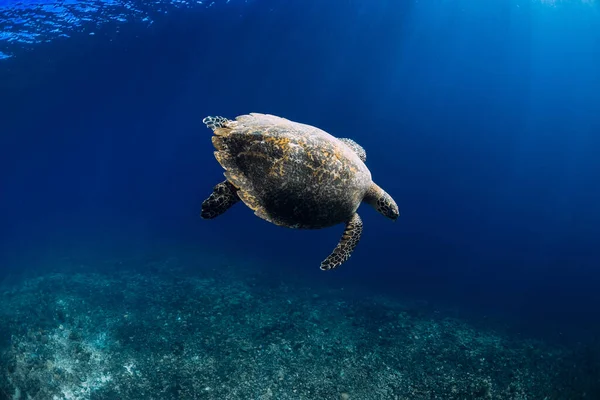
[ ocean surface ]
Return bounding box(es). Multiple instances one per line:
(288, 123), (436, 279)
(1, 0), (600, 399)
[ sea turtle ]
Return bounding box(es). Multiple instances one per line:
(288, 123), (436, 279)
(200, 113), (399, 270)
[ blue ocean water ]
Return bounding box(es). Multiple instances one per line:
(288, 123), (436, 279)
(1, 0), (600, 398)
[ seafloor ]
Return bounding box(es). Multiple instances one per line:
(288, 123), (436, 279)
(0, 252), (597, 400)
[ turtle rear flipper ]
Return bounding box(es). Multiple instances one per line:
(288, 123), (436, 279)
(201, 180), (239, 219)
(338, 138), (366, 162)
(203, 116), (230, 131)
(320, 213), (363, 270)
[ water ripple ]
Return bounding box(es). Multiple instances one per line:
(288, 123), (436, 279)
(0, 0), (234, 60)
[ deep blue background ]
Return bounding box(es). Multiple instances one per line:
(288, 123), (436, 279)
(1, 0), (599, 343)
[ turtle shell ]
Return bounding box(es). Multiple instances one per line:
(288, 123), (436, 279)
(211, 113), (372, 228)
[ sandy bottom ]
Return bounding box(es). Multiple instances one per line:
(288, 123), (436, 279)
(0, 254), (595, 400)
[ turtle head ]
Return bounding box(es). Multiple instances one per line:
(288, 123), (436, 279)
(365, 183), (399, 221)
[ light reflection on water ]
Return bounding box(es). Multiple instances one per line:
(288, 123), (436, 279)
(0, 0), (224, 59)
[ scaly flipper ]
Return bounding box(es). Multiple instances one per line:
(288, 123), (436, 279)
(202, 116), (229, 131)
(339, 138), (366, 162)
(201, 180), (240, 219)
(320, 213), (363, 270)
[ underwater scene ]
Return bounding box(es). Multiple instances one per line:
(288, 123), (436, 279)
(1, 0), (600, 399)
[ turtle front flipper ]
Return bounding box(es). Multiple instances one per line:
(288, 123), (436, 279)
(201, 180), (240, 219)
(320, 213), (363, 270)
